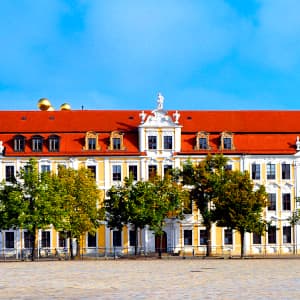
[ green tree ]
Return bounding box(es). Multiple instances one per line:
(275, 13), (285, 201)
(148, 175), (188, 258)
(182, 155), (228, 256)
(106, 177), (153, 255)
(54, 166), (103, 259)
(0, 159), (61, 260)
(213, 170), (268, 257)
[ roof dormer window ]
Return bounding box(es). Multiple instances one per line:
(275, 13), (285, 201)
(48, 135), (60, 152)
(32, 135), (43, 152)
(109, 131), (125, 150)
(195, 132), (210, 150)
(83, 131), (100, 151)
(14, 135), (25, 152)
(220, 132), (234, 150)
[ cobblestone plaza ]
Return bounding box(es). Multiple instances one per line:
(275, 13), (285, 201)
(1, 259), (300, 299)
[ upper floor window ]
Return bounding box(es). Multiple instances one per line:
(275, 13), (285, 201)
(14, 135), (25, 152)
(5, 165), (15, 182)
(87, 165), (96, 179)
(32, 135), (43, 152)
(224, 164), (232, 171)
(164, 165), (173, 177)
(282, 193), (291, 211)
(163, 136), (173, 150)
(128, 165), (138, 181)
(48, 135), (60, 152)
(195, 132), (210, 150)
(268, 193), (276, 211)
(109, 131), (125, 150)
(220, 132), (234, 150)
(112, 165), (122, 181)
(251, 163), (260, 180)
(148, 165), (157, 179)
(41, 165), (50, 173)
(83, 131), (100, 151)
(282, 163), (290, 180)
(148, 136), (157, 150)
(266, 163), (276, 180)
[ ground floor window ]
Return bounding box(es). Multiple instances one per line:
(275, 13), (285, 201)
(199, 229), (208, 245)
(253, 232), (262, 244)
(129, 230), (136, 247)
(113, 230), (122, 247)
(184, 230), (193, 246)
(41, 231), (51, 248)
(87, 233), (97, 248)
(58, 232), (66, 248)
(24, 231), (33, 248)
(283, 226), (291, 243)
(5, 232), (14, 249)
(268, 226), (277, 244)
(224, 229), (233, 245)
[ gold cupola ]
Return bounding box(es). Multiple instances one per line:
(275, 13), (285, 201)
(38, 98), (51, 111)
(60, 103), (71, 111)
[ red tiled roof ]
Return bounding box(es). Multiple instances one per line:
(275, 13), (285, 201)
(0, 109), (299, 156)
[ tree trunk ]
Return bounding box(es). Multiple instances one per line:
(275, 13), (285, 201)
(76, 237), (81, 259)
(158, 231), (163, 259)
(241, 230), (245, 258)
(206, 225), (212, 257)
(30, 228), (37, 261)
(134, 227), (138, 256)
(70, 233), (74, 260)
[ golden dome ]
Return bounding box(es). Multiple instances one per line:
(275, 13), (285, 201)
(60, 103), (71, 111)
(38, 98), (51, 111)
(47, 106), (55, 111)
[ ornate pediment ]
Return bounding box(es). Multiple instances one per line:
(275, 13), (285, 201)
(139, 93), (181, 128)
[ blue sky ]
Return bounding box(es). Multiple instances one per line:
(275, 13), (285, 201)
(1, 0), (300, 111)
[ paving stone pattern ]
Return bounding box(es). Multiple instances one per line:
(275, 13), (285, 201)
(0, 259), (300, 299)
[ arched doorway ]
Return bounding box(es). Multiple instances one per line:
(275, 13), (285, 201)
(155, 231), (167, 253)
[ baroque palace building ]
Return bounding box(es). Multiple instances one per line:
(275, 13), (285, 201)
(1, 94), (300, 257)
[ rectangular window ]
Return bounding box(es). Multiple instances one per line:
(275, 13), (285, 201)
(87, 233), (97, 247)
(163, 136), (172, 150)
(251, 163), (260, 180)
(5, 232), (14, 249)
(253, 233), (262, 244)
(14, 136), (25, 152)
(112, 165), (121, 181)
(199, 137), (208, 150)
(49, 136), (59, 152)
(224, 165), (232, 171)
(128, 165), (138, 181)
(199, 229), (208, 245)
(41, 231), (51, 248)
(5, 165), (15, 182)
(58, 232), (66, 248)
(223, 137), (232, 150)
(24, 232), (33, 248)
(282, 193), (291, 211)
(41, 165), (50, 173)
(282, 163), (290, 180)
(148, 136), (157, 150)
(184, 230), (193, 246)
(268, 226), (276, 244)
(88, 138), (96, 150)
(148, 165), (157, 179)
(32, 137), (43, 152)
(129, 230), (136, 247)
(224, 229), (233, 245)
(268, 193), (276, 211)
(113, 138), (121, 150)
(113, 230), (122, 247)
(163, 165), (172, 177)
(283, 226), (291, 243)
(267, 163), (276, 180)
(87, 165), (96, 179)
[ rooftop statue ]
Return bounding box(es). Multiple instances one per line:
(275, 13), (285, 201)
(157, 93), (164, 110)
